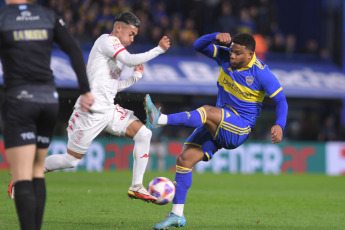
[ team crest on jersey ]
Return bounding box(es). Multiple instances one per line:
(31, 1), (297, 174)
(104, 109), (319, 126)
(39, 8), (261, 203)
(246, 76), (254, 86)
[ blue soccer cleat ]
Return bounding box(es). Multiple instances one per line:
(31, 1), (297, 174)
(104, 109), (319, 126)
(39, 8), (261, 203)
(144, 94), (161, 129)
(153, 212), (186, 230)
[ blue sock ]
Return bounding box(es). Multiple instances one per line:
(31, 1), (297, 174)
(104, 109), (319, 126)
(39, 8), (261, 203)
(167, 107), (206, 127)
(173, 166), (193, 204)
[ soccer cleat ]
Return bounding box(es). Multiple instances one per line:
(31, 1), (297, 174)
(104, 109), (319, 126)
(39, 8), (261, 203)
(153, 212), (186, 230)
(144, 94), (161, 129)
(8, 180), (15, 199)
(128, 186), (157, 203)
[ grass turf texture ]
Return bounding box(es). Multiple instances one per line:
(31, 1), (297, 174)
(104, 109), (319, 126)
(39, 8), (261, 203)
(1, 171), (344, 230)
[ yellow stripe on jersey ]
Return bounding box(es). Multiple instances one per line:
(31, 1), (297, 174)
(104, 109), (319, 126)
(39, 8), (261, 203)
(213, 44), (217, 57)
(214, 110), (251, 139)
(222, 122), (251, 131)
(254, 60), (266, 70)
(197, 107), (207, 124)
(218, 68), (266, 103)
(176, 165), (193, 173)
(184, 142), (202, 147)
(214, 109), (225, 138)
(224, 105), (239, 116)
(221, 123), (251, 135)
(205, 152), (211, 161)
(221, 125), (251, 135)
(269, 87), (283, 98)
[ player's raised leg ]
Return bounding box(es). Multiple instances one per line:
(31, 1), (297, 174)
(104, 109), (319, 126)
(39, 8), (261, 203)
(43, 150), (82, 172)
(145, 94), (207, 129)
(144, 94), (222, 133)
(125, 120), (157, 203)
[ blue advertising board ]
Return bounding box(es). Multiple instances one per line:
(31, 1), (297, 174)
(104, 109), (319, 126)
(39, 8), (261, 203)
(1, 49), (345, 98)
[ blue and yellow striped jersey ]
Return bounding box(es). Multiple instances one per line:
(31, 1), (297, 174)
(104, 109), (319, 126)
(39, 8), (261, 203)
(211, 45), (282, 128)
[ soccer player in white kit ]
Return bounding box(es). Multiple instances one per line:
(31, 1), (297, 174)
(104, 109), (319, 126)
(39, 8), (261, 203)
(43, 12), (170, 202)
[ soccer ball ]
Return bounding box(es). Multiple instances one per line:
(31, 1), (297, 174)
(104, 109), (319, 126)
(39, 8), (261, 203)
(147, 177), (175, 205)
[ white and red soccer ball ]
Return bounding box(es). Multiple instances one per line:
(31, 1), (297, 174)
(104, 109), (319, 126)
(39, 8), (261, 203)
(147, 177), (175, 205)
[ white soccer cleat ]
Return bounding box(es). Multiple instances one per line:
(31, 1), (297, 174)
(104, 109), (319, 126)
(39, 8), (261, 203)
(127, 186), (157, 203)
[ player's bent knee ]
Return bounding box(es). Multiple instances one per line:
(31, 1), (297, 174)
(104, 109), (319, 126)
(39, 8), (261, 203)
(134, 125), (152, 142)
(176, 148), (203, 168)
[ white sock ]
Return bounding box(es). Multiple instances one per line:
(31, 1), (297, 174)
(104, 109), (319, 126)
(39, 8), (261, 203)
(132, 126), (152, 186)
(172, 204), (184, 217)
(157, 114), (167, 125)
(44, 153), (81, 172)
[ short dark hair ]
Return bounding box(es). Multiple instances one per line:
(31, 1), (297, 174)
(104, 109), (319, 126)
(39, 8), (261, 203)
(231, 33), (256, 52)
(114, 12), (140, 28)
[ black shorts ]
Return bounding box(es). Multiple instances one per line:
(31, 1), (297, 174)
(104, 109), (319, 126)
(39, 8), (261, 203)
(1, 85), (59, 149)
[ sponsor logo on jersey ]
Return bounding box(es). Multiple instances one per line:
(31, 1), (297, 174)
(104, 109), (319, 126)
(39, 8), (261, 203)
(13, 29), (48, 41)
(16, 11), (40, 21)
(17, 90), (33, 99)
(222, 78), (252, 99)
(113, 41), (123, 51)
(246, 76), (254, 86)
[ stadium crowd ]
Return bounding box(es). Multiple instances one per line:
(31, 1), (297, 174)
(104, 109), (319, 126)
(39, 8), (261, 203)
(26, 0), (328, 58)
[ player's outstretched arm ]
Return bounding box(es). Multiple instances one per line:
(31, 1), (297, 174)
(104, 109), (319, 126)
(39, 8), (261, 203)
(116, 36), (170, 67)
(118, 64), (144, 92)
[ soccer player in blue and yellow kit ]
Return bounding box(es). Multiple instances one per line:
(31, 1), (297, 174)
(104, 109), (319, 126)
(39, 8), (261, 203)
(145, 32), (288, 229)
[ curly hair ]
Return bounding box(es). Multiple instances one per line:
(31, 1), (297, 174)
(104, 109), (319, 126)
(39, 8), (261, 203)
(231, 33), (256, 52)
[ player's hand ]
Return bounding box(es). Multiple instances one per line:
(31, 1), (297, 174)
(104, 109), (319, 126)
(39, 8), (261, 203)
(158, 36), (170, 51)
(216, 33), (231, 45)
(80, 92), (94, 112)
(271, 125), (283, 144)
(134, 64), (144, 75)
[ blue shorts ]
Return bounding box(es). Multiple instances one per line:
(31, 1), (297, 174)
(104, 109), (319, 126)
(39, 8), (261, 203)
(185, 108), (251, 161)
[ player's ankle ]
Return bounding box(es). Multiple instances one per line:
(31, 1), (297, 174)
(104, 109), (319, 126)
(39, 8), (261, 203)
(131, 184), (143, 188)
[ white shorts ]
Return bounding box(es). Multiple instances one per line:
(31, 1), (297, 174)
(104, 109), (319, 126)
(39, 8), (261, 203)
(67, 105), (138, 154)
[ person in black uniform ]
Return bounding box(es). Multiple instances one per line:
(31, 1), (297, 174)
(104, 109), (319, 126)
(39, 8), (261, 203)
(0, 0), (94, 229)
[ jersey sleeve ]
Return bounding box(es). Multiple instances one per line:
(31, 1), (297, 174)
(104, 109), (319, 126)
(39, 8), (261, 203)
(193, 33), (219, 59)
(99, 35), (126, 59)
(260, 68), (288, 130)
(260, 67), (283, 98)
(99, 35), (165, 67)
(193, 33), (229, 66)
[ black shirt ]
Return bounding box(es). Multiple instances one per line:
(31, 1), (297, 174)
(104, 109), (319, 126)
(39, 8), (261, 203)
(0, 3), (90, 93)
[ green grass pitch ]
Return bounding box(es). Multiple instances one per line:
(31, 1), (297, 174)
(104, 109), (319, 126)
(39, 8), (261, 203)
(1, 170), (344, 230)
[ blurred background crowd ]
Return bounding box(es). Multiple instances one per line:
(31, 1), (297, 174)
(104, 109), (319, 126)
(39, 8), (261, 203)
(22, 0), (340, 61)
(0, 0), (344, 142)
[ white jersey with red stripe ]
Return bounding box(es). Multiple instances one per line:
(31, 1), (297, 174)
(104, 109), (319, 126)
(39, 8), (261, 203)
(75, 33), (165, 112)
